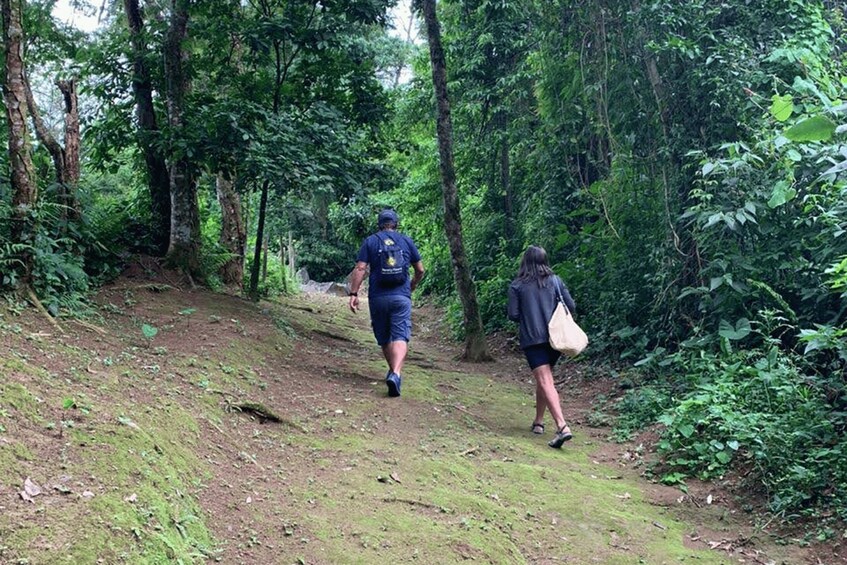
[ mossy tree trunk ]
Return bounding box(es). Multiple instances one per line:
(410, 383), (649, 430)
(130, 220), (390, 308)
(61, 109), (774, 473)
(124, 0), (171, 256)
(419, 0), (492, 362)
(163, 0), (201, 277)
(216, 170), (245, 288)
(2, 0), (36, 282)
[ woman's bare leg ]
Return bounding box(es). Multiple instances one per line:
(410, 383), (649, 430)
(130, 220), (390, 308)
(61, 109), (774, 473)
(532, 364), (566, 431)
(534, 383), (546, 426)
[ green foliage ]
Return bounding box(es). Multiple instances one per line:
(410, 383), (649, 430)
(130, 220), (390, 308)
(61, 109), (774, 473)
(613, 386), (673, 442)
(243, 254), (299, 299)
(141, 324), (158, 340)
(649, 347), (847, 520)
(3, 0), (845, 528)
(0, 200), (92, 314)
(0, 242), (28, 289)
(376, 0), (847, 524)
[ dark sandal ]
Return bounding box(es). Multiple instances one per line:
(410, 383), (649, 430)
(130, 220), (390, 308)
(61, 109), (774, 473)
(548, 425), (573, 448)
(531, 422), (545, 435)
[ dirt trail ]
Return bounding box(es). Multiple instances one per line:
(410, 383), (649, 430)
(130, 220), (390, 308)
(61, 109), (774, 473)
(0, 275), (830, 564)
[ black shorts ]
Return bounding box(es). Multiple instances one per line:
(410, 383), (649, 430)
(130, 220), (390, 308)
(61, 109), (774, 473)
(523, 343), (562, 370)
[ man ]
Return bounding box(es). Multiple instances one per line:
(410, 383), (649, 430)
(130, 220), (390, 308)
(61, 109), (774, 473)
(348, 209), (425, 397)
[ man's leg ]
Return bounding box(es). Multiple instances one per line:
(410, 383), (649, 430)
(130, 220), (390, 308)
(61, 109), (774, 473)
(384, 296), (412, 397)
(382, 340), (408, 375)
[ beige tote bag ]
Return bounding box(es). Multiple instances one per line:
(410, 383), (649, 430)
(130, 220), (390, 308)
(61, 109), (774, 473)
(548, 281), (588, 357)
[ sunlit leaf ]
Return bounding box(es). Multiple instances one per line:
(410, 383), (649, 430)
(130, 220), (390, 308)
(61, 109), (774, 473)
(769, 94), (793, 122)
(767, 180), (797, 208)
(784, 115), (836, 142)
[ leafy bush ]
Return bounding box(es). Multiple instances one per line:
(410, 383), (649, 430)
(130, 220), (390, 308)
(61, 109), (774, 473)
(613, 385), (673, 441)
(643, 346), (847, 520)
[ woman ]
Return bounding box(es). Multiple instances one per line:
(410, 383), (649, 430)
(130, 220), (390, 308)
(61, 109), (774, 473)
(507, 246), (577, 448)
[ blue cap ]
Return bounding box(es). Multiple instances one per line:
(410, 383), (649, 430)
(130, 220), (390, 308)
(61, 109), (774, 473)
(378, 209), (399, 227)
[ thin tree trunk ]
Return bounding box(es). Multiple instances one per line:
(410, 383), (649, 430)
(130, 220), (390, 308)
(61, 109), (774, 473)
(23, 74), (82, 222)
(57, 79), (81, 220)
(124, 0), (170, 255)
(243, 190), (251, 259)
(261, 232), (268, 283)
(248, 34), (288, 299)
(57, 80), (80, 182)
(164, 0), (201, 276)
(279, 235), (286, 292)
(420, 0), (492, 362)
(393, 6), (416, 88)
(216, 170), (245, 287)
(3, 0), (36, 280)
(288, 231), (294, 276)
(248, 179), (269, 300)
(23, 71), (64, 184)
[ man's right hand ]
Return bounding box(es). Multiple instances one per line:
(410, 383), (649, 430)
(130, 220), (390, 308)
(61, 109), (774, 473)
(348, 295), (359, 313)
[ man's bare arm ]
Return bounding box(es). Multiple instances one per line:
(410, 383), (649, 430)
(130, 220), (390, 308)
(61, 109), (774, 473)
(348, 261), (368, 312)
(410, 261), (425, 293)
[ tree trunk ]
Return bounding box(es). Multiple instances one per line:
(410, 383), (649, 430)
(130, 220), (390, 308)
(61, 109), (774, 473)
(216, 170), (245, 287)
(261, 232), (268, 283)
(163, 0), (201, 277)
(248, 179), (269, 300)
(420, 0), (492, 362)
(124, 0), (170, 256)
(248, 37), (286, 300)
(288, 230), (295, 277)
(279, 235), (287, 292)
(57, 79), (81, 220)
(23, 71), (64, 185)
(2, 0), (36, 279)
(23, 74), (82, 222)
(57, 80), (80, 183)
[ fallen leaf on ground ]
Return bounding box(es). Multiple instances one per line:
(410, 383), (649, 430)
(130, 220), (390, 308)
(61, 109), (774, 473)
(389, 472), (401, 484)
(24, 478), (43, 498)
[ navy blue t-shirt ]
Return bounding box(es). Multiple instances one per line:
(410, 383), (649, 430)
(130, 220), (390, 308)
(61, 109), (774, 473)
(356, 230), (422, 298)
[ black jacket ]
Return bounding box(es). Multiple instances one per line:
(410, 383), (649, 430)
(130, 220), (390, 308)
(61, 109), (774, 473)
(508, 275), (576, 349)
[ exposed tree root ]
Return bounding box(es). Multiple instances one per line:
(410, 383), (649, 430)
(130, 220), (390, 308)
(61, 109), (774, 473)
(382, 496), (452, 513)
(211, 390), (306, 431)
(70, 319), (108, 335)
(312, 329), (354, 342)
(24, 286), (64, 334)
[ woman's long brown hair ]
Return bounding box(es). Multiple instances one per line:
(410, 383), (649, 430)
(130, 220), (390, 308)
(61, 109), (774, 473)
(516, 245), (554, 286)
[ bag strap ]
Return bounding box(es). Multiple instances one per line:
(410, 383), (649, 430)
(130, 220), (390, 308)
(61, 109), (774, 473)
(553, 276), (570, 315)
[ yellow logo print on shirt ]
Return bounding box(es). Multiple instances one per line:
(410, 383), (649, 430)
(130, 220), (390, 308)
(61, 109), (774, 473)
(387, 257), (396, 266)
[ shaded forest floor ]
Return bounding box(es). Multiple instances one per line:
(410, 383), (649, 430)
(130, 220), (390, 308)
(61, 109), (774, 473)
(0, 264), (840, 564)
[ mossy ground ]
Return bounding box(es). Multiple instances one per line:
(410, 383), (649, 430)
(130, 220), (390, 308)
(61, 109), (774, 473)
(0, 277), (820, 564)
